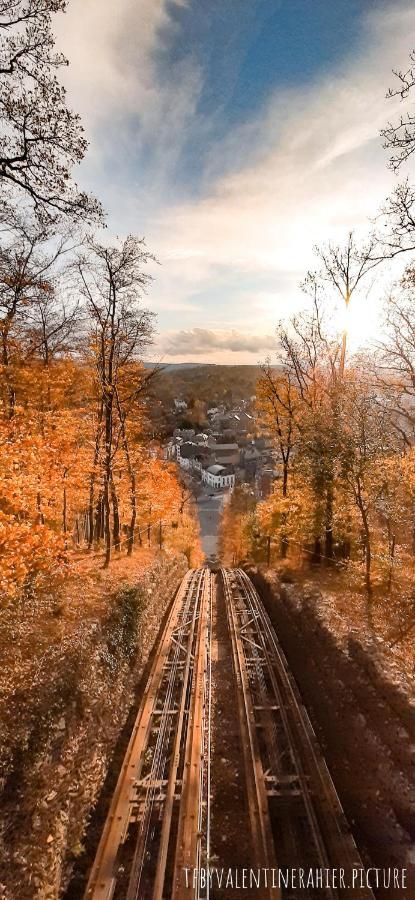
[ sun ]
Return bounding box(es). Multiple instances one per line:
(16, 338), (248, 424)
(333, 295), (384, 353)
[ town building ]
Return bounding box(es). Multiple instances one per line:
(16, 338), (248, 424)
(202, 464), (235, 491)
(164, 415), (277, 496)
(211, 443), (240, 466)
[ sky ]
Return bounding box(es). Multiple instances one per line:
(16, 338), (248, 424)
(55, 0), (415, 363)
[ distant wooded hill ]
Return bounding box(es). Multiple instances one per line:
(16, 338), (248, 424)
(143, 362), (212, 371)
(150, 364), (261, 409)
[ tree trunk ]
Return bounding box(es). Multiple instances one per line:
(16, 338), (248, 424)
(110, 476), (121, 551)
(114, 391), (137, 556)
(128, 476), (137, 554)
(279, 459), (289, 558)
(87, 401), (104, 550)
(282, 461), (288, 497)
(339, 290), (350, 377)
(1, 317), (16, 419)
(310, 537), (322, 565)
(324, 481), (335, 562)
(387, 532), (396, 593)
(88, 471), (97, 548)
(102, 385), (114, 567)
(136, 518), (142, 548)
(280, 535), (288, 559)
(365, 537), (372, 597)
(356, 481), (372, 598)
(94, 496), (103, 543)
(103, 477), (111, 568)
(63, 487), (67, 534)
(36, 490), (44, 525)
(2, 345), (15, 418)
(102, 278), (117, 567)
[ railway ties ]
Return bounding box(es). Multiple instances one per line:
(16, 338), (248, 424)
(85, 568), (212, 900)
(221, 568), (375, 900)
(86, 567), (375, 900)
(171, 566), (212, 900)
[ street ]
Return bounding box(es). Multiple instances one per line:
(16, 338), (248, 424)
(196, 489), (226, 558)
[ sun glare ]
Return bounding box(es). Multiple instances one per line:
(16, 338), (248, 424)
(333, 296), (383, 353)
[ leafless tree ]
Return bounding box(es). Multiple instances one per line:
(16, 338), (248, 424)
(381, 50), (415, 171)
(257, 362), (297, 499)
(311, 231), (381, 375)
(278, 281), (339, 399)
(76, 235), (155, 565)
(275, 291), (341, 561)
(377, 52), (415, 256)
(339, 383), (396, 602)
(378, 179), (415, 258)
(0, 209), (75, 416)
(375, 274), (415, 445)
(22, 290), (79, 367)
(0, 0), (101, 221)
(257, 361), (299, 558)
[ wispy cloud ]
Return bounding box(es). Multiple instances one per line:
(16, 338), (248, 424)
(55, 0), (202, 204)
(166, 328), (276, 356)
(56, 1), (415, 362)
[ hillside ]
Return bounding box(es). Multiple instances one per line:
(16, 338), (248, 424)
(150, 364), (261, 407)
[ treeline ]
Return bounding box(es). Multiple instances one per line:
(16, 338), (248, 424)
(222, 54), (415, 608)
(159, 364), (260, 407)
(0, 2), (199, 601)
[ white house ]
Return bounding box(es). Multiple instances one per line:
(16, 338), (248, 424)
(201, 464), (235, 491)
(174, 398), (188, 411)
(164, 436), (183, 460)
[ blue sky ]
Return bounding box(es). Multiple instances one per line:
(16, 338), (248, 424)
(161, 1), (367, 128)
(56, 0), (413, 362)
(152, 0), (375, 196)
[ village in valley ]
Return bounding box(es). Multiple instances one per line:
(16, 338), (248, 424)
(163, 389), (279, 498)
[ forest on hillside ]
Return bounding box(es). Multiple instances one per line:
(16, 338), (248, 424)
(155, 363), (260, 404)
(0, 1), (200, 604)
(146, 364), (261, 435)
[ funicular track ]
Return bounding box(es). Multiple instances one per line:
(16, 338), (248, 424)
(85, 568), (212, 900)
(86, 566), (376, 900)
(221, 567), (375, 900)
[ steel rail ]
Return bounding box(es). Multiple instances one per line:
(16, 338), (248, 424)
(231, 568), (375, 900)
(127, 569), (205, 900)
(222, 570), (279, 900)
(85, 566), (375, 900)
(171, 569), (212, 900)
(84, 569), (202, 900)
(201, 569), (212, 900)
(185, 569), (212, 900)
(232, 569), (332, 887)
(239, 571), (375, 882)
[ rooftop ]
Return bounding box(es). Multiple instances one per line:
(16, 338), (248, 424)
(214, 443), (239, 451)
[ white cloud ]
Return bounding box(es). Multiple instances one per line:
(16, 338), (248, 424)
(55, 0), (202, 200)
(55, 0), (185, 122)
(166, 327), (276, 356)
(145, 0), (415, 353)
(56, 1), (415, 361)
